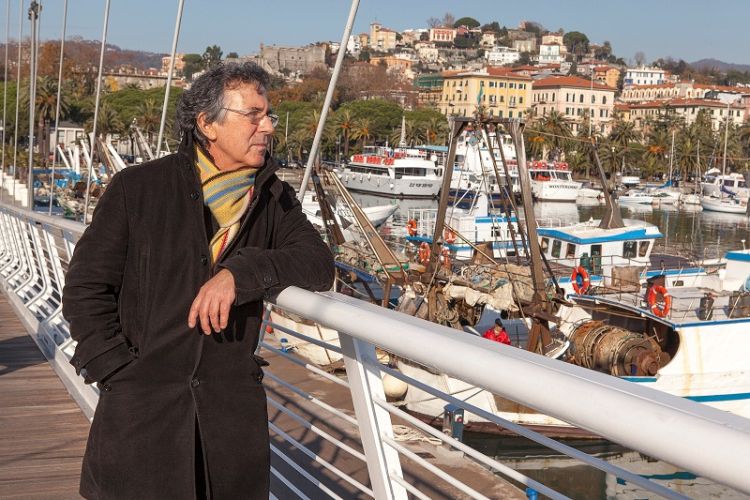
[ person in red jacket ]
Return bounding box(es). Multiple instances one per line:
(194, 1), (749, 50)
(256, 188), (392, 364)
(483, 318), (511, 345)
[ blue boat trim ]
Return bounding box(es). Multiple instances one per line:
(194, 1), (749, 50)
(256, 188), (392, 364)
(685, 392), (750, 403)
(621, 376), (658, 382)
(725, 250), (750, 262)
(536, 227), (662, 245)
(334, 261), (378, 283)
(644, 267), (705, 277)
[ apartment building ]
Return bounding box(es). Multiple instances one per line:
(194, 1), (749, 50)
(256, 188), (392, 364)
(531, 75), (616, 134)
(438, 67), (532, 119)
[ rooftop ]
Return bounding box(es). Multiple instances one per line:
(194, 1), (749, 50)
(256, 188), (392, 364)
(533, 75), (615, 91)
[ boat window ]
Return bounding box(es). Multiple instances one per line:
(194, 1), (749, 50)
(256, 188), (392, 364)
(638, 241), (649, 257)
(739, 180), (747, 188)
(623, 241), (637, 259)
(541, 237), (549, 253)
(551, 240), (561, 258)
(723, 179), (735, 187)
(565, 243), (576, 258)
(673, 280), (685, 287)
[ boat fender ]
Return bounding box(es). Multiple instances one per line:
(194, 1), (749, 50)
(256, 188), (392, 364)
(647, 285), (672, 318)
(382, 372), (408, 399)
(406, 219), (418, 237)
(418, 242), (431, 265)
(444, 228), (457, 244)
(571, 266), (590, 294)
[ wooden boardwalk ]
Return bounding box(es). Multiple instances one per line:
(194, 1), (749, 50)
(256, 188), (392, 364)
(0, 292), (89, 499)
(0, 290), (524, 499)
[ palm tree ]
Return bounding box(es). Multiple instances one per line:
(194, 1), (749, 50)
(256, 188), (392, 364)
(136, 98), (161, 141)
(538, 110), (572, 161)
(87, 102), (124, 137)
(608, 119), (640, 175)
(21, 76), (70, 165)
(423, 116), (449, 145)
(351, 117), (373, 151)
(332, 109), (355, 158)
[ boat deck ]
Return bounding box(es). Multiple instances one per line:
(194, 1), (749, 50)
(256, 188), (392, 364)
(0, 290), (524, 498)
(588, 285), (750, 325)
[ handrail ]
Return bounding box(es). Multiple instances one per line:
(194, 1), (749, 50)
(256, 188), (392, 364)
(2, 199), (750, 497)
(274, 286), (750, 495)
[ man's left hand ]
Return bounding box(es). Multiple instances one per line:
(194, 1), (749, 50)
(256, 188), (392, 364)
(188, 269), (236, 335)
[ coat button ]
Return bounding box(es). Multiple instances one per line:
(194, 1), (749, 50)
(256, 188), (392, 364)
(190, 191), (199, 200)
(100, 383), (112, 392)
(191, 378), (200, 388)
(200, 255), (208, 265)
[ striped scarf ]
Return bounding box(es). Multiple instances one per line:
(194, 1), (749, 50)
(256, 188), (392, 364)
(196, 147), (258, 263)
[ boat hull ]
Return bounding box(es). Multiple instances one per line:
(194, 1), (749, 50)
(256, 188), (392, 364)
(339, 170), (440, 198)
(700, 197), (748, 214)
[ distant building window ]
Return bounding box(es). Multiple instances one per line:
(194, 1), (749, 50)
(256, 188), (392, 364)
(602, 96), (607, 104)
(579, 94), (584, 103)
(591, 95), (596, 104)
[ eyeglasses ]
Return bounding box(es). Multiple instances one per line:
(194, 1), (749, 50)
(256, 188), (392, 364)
(222, 107), (279, 128)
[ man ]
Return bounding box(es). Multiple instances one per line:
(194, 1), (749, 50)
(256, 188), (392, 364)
(483, 318), (511, 346)
(62, 62), (334, 499)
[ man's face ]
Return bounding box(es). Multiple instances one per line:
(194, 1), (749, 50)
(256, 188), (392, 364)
(201, 83), (274, 171)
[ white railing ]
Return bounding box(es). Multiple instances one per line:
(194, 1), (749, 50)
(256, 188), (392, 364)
(2, 200), (750, 499)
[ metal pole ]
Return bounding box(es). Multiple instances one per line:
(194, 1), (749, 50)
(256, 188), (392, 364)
(49, 0), (67, 215)
(297, 0), (360, 201)
(1, 0), (10, 203)
(11, 0), (22, 206)
(155, 0), (184, 158)
(82, 0), (110, 224)
(27, 0), (40, 210)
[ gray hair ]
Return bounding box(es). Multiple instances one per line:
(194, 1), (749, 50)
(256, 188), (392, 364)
(176, 62), (270, 150)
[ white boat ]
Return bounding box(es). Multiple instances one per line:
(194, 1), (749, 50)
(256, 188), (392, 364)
(618, 174), (641, 188)
(680, 193), (702, 206)
(618, 190), (654, 204)
(701, 196), (749, 215)
(701, 170), (749, 200)
(399, 248), (750, 437)
(302, 192), (397, 228)
(450, 131), (519, 205)
(648, 187), (682, 204)
(338, 146), (442, 198)
(576, 181), (604, 200)
(528, 161), (581, 202)
(406, 193), (523, 260)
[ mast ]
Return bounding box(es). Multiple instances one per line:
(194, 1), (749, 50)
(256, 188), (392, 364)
(298, 0), (360, 202)
(593, 142), (624, 230)
(49, 0), (68, 215)
(720, 104), (729, 200)
(509, 120), (555, 354)
(155, 0), (185, 158)
(668, 129), (675, 183)
(429, 118), (467, 268)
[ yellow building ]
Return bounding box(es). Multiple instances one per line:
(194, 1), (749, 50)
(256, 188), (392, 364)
(593, 66), (621, 90)
(437, 67), (532, 119)
(369, 23), (397, 52)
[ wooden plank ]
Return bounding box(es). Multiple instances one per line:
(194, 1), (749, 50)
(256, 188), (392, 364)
(0, 291), (87, 499)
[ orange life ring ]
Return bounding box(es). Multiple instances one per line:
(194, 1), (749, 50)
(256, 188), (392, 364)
(440, 247), (451, 269)
(418, 242), (431, 265)
(444, 228), (456, 244)
(647, 285), (672, 318)
(407, 219), (418, 237)
(571, 266), (590, 294)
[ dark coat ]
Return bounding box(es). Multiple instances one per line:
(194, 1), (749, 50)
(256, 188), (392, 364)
(62, 135), (335, 499)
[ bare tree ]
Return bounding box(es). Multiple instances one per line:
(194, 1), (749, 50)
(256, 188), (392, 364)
(442, 12), (456, 28)
(426, 17), (441, 28)
(634, 51), (647, 67)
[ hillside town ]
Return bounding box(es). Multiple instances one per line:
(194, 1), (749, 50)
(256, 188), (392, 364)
(2, 13), (750, 180)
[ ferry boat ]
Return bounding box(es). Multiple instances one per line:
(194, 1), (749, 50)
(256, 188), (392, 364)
(528, 161), (581, 202)
(338, 146), (442, 198)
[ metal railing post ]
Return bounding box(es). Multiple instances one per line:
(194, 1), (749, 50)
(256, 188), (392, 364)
(339, 333), (407, 500)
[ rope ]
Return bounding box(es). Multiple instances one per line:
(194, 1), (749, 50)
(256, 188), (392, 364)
(391, 424), (443, 445)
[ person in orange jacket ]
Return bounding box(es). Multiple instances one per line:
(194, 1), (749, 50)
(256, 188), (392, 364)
(483, 318), (511, 345)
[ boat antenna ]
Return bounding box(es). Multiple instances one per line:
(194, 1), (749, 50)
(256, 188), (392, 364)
(297, 0), (360, 202)
(155, 0), (185, 158)
(82, 0), (111, 223)
(49, 0), (68, 215)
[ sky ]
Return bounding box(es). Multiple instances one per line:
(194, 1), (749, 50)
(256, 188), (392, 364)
(4, 0), (749, 66)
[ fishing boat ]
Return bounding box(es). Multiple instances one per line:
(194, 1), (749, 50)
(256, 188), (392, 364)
(338, 146), (442, 198)
(302, 191), (397, 228)
(528, 161), (581, 202)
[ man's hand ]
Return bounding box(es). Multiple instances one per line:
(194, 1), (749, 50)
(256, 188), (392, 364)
(188, 269), (236, 335)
